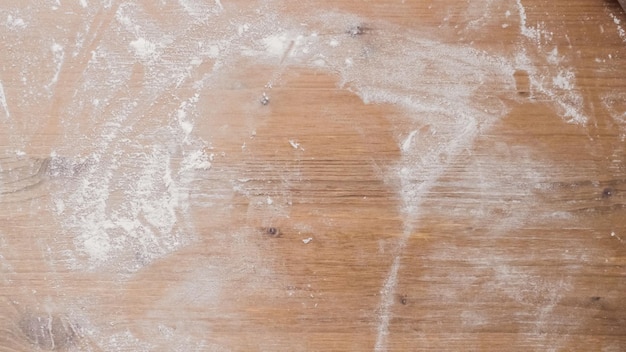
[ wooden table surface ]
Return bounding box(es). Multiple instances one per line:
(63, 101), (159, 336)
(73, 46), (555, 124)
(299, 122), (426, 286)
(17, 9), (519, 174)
(1, 0), (625, 351)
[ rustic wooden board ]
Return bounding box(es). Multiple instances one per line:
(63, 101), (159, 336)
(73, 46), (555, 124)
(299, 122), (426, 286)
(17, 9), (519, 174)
(0, 0), (625, 351)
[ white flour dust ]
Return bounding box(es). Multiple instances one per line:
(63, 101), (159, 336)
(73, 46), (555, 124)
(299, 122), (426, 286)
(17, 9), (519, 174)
(196, 3), (552, 349)
(516, 0), (541, 41)
(5, 14), (27, 30)
(47, 43), (65, 90)
(0, 81), (9, 118)
(0, 0), (622, 350)
(414, 146), (580, 350)
(129, 37), (157, 61)
(609, 12), (626, 42)
(602, 92), (626, 142)
(602, 92), (626, 125)
(513, 1), (588, 125)
(37, 3), (217, 272)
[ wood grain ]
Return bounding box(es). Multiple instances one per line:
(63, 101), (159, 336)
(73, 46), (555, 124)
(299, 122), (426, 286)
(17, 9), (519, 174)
(0, 0), (625, 351)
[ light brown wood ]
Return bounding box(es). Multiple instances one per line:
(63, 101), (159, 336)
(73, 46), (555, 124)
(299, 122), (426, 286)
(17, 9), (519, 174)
(1, 0), (625, 351)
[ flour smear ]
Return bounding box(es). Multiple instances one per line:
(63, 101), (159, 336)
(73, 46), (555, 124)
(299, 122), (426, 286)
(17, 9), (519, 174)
(0, 80), (9, 118)
(0, 0), (617, 350)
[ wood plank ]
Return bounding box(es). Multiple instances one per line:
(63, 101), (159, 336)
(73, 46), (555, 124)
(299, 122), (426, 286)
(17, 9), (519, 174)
(0, 0), (625, 351)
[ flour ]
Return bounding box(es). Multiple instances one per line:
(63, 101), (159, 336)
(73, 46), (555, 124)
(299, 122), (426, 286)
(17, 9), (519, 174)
(180, 150), (212, 173)
(609, 12), (626, 42)
(214, 0), (223, 12)
(6, 14), (27, 30)
(1, 0), (619, 350)
(43, 3), (218, 272)
(47, 43), (65, 89)
(414, 145), (577, 350)
(515, 0), (541, 40)
(547, 47), (560, 65)
(57, 143), (198, 271)
(94, 330), (153, 352)
(601, 92), (626, 136)
(262, 33), (294, 59)
(237, 23), (250, 36)
(513, 2), (588, 125)
(531, 75), (584, 124)
(82, 230), (112, 264)
(374, 253), (402, 352)
(154, 3), (596, 349)
(400, 131), (429, 156)
(0, 81), (9, 118)
(552, 69), (575, 90)
(178, 0), (222, 21)
(129, 38), (156, 61)
(176, 100), (197, 142)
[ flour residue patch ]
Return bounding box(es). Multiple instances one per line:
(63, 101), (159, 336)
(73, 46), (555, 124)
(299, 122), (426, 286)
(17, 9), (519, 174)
(47, 43), (65, 90)
(414, 144), (579, 351)
(54, 146), (196, 272)
(178, 0), (222, 21)
(609, 12), (626, 42)
(602, 92), (626, 130)
(455, 0), (590, 125)
(43, 3), (217, 272)
(6, 14), (27, 30)
(0, 81), (9, 118)
(129, 37), (157, 61)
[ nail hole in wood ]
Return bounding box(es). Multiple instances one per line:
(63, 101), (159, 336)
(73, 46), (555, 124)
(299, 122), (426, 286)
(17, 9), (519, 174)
(261, 93), (270, 105)
(263, 227), (281, 237)
(348, 24), (371, 37)
(399, 295), (408, 305)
